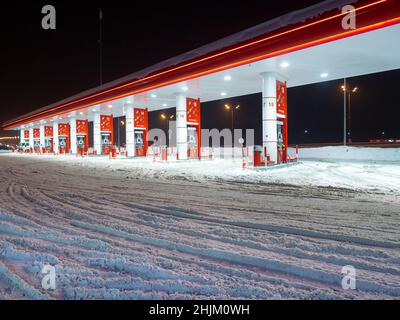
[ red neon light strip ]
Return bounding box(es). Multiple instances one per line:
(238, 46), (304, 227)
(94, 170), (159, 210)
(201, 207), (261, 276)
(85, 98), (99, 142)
(3, 1), (397, 128)
(33, 17), (400, 120)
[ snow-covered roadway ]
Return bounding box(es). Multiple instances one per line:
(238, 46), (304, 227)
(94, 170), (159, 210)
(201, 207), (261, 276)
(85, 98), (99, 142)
(0, 152), (399, 300)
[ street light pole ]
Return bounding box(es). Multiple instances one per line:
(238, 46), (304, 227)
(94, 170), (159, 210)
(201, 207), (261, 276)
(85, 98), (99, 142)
(225, 104), (240, 159)
(99, 9), (103, 86)
(342, 81), (358, 145)
(348, 91), (352, 144)
(231, 109), (234, 145)
(343, 78), (347, 146)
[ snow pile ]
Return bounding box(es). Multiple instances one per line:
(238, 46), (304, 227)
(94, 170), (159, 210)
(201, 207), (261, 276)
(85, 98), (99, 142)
(299, 146), (400, 162)
(3, 146), (400, 194)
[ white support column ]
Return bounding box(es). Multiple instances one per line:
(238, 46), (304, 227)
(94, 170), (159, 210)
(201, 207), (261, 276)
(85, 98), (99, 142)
(176, 94), (188, 160)
(20, 129), (24, 144)
(125, 104), (135, 157)
(261, 72), (278, 163)
(93, 112), (101, 155)
(40, 125), (45, 150)
(29, 128), (34, 149)
(70, 117), (77, 154)
(53, 121), (59, 153)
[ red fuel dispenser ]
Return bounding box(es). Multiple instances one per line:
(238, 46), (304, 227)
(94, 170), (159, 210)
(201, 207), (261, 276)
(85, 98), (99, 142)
(44, 126), (54, 154)
(187, 98), (201, 160)
(100, 115), (114, 155)
(33, 129), (41, 154)
(76, 120), (89, 156)
(58, 123), (70, 154)
(276, 80), (288, 164)
(19, 130), (30, 153)
(134, 108), (149, 157)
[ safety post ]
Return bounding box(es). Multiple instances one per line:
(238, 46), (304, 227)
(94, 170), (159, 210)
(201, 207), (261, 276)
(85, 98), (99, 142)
(161, 146), (168, 161)
(242, 146), (247, 169)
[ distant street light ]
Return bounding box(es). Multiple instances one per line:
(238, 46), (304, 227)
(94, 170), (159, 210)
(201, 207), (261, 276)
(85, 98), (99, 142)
(225, 104), (240, 159)
(341, 82), (359, 144)
(161, 113), (175, 121)
(224, 104), (240, 142)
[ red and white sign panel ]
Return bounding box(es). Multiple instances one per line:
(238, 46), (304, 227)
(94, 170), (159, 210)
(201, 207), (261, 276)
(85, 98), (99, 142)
(134, 109), (148, 129)
(45, 126), (53, 138)
(24, 131), (29, 139)
(58, 124), (69, 136)
(100, 115), (113, 132)
(76, 120), (88, 135)
(276, 80), (287, 116)
(33, 129), (40, 139)
(187, 98), (201, 124)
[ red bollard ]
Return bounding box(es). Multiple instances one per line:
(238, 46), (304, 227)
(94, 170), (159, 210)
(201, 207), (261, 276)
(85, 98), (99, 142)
(254, 146), (265, 167)
(161, 148), (168, 161)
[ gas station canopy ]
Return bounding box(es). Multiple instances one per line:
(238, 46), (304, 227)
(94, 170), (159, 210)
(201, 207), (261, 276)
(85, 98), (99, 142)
(2, 0), (400, 130)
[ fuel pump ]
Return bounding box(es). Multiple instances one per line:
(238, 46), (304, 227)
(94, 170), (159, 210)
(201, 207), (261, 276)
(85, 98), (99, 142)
(19, 131), (30, 153)
(135, 130), (145, 157)
(101, 133), (112, 155)
(34, 140), (41, 154)
(99, 115), (114, 155)
(77, 135), (86, 156)
(186, 98), (201, 160)
(133, 108), (149, 157)
(276, 80), (288, 164)
(45, 137), (53, 153)
(187, 127), (198, 159)
(33, 129), (41, 153)
(44, 126), (54, 154)
(76, 120), (89, 156)
(59, 137), (67, 154)
(277, 122), (284, 164)
(58, 123), (70, 154)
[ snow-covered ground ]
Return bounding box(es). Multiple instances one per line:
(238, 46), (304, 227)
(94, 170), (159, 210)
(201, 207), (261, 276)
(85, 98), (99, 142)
(7, 146), (400, 193)
(0, 147), (399, 300)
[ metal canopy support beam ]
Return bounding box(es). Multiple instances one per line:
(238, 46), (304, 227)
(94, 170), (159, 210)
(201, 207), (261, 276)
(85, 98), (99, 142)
(176, 94), (188, 161)
(53, 121), (59, 154)
(93, 112), (101, 155)
(261, 72), (278, 164)
(125, 104), (135, 157)
(70, 117), (77, 154)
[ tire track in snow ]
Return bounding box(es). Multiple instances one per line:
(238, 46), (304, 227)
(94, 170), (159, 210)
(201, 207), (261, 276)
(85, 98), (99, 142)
(1, 154), (399, 299)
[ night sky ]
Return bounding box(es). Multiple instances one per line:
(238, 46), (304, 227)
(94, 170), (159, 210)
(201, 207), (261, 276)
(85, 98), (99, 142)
(1, 1), (399, 144)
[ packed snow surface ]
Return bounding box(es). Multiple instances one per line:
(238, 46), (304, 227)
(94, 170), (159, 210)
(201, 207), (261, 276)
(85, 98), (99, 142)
(0, 147), (399, 300)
